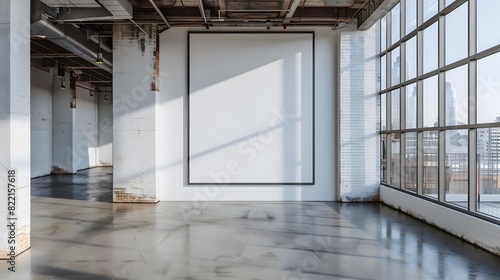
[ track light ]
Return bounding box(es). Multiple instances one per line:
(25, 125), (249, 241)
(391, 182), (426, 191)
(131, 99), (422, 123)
(104, 94), (108, 101)
(205, 24), (209, 30)
(90, 90), (94, 98)
(96, 52), (103, 64)
(60, 78), (66, 89)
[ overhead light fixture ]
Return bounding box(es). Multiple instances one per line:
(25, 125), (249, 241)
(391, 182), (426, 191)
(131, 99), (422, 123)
(60, 77), (66, 89)
(104, 94), (108, 101)
(90, 90), (94, 98)
(96, 27), (104, 64)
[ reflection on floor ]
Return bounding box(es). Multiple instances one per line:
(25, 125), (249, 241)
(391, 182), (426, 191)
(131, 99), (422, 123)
(31, 167), (112, 202)
(1, 168), (499, 279)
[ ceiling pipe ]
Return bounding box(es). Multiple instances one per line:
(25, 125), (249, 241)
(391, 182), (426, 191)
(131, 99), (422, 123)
(148, 0), (171, 30)
(198, 0), (208, 26)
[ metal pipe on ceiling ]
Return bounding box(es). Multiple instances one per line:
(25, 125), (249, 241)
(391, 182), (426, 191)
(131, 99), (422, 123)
(198, 0), (208, 25)
(148, 0), (171, 30)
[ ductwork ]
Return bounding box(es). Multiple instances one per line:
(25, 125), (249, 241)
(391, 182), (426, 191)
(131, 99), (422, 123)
(40, 0), (132, 21)
(31, 0), (112, 73)
(99, 0), (133, 19)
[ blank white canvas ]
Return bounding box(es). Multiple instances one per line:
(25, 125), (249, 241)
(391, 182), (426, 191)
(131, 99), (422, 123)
(189, 32), (314, 184)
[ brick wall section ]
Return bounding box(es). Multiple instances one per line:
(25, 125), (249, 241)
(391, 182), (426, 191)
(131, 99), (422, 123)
(339, 23), (380, 202)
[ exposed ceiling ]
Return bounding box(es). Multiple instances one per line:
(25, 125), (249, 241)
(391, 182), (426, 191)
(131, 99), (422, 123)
(31, 0), (371, 88)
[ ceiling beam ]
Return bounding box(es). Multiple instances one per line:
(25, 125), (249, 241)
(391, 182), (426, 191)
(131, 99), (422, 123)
(282, 0), (301, 24)
(30, 53), (80, 58)
(279, 0), (291, 17)
(219, 0), (226, 18)
(357, 0), (399, 30)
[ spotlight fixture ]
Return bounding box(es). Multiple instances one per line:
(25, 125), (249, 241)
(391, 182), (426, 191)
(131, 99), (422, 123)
(90, 90), (94, 98)
(96, 52), (103, 64)
(205, 24), (209, 30)
(60, 78), (66, 89)
(104, 94), (108, 101)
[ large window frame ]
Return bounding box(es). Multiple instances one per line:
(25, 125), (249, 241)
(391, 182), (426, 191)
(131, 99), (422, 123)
(379, 0), (500, 223)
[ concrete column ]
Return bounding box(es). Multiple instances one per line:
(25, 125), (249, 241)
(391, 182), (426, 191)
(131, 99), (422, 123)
(113, 24), (159, 203)
(0, 0), (31, 259)
(339, 23), (380, 202)
(51, 68), (77, 174)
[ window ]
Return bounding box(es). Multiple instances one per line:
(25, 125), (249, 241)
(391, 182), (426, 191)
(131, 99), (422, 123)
(391, 4), (401, 45)
(391, 90), (400, 130)
(423, 75), (438, 128)
(405, 0), (417, 35)
(477, 0), (500, 53)
(423, 22), (438, 74)
(391, 47), (401, 86)
(381, 55), (387, 90)
(446, 3), (468, 64)
(379, 0), (500, 222)
(423, 0), (438, 23)
(445, 130), (468, 207)
(381, 16), (387, 51)
(445, 65), (468, 126)
(477, 52), (500, 124)
(406, 83), (417, 129)
(405, 36), (417, 81)
(390, 133), (401, 187)
(405, 132), (418, 192)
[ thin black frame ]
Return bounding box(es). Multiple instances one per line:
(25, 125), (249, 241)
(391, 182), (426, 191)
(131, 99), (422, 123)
(187, 31), (316, 185)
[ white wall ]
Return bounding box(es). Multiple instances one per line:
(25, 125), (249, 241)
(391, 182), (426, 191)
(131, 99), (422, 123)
(74, 86), (98, 170)
(159, 27), (337, 201)
(31, 67), (53, 177)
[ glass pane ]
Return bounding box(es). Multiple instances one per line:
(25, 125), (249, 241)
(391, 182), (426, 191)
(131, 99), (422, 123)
(423, 75), (438, 128)
(381, 55), (387, 90)
(392, 90), (400, 130)
(391, 47), (401, 86)
(391, 133), (401, 187)
(423, 131), (439, 198)
(423, 0), (438, 23)
(445, 129), (468, 208)
(446, 3), (468, 65)
(405, 132), (418, 192)
(446, 0), (457, 6)
(406, 83), (417, 129)
(477, 128), (500, 219)
(391, 4), (401, 45)
(381, 93), (387, 131)
(405, 36), (417, 81)
(381, 134), (387, 182)
(445, 65), (468, 126)
(477, 0), (500, 53)
(405, 0), (417, 35)
(423, 22), (439, 74)
(381, 16), (387, 51)
(477, 52), (500, 124)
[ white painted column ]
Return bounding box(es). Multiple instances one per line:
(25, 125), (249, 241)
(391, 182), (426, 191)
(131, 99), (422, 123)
(113, 25), (159, 203)
(51, 68), (76, 174)
(339, 23), (380, 202)
(0, 0), (31, 259)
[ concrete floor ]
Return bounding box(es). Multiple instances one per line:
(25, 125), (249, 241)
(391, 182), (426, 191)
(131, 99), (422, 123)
(2, 168), (500, 279)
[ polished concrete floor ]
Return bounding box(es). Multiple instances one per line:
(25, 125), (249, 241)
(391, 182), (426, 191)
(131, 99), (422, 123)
(1, 168), (500, 279)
